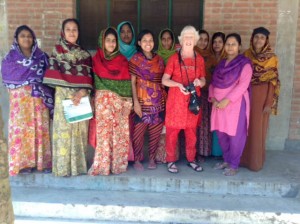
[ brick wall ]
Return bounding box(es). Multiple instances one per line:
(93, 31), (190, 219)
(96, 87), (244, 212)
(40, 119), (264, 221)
(204, 0), (278, 51)
(289, 1), (300, 140)
(7, 0), (75, 54)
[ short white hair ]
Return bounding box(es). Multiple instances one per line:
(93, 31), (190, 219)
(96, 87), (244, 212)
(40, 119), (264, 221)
(178, 25), (200, 46)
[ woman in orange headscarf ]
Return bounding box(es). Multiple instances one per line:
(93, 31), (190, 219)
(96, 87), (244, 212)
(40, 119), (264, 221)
(240, 27), (280, 171)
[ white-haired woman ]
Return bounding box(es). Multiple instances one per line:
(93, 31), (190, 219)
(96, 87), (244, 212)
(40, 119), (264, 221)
(162, 25), (206, 173)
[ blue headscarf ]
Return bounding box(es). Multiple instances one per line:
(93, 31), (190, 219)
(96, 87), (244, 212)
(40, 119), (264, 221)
(117, 21), (137, 61)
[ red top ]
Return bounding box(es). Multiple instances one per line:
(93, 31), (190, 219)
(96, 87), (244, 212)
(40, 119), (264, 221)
(164, 52), (205, 129)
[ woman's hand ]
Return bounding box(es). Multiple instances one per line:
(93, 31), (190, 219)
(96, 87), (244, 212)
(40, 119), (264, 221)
(263, 106), (272, 114)
(193, 78), (206, 88)
(211, 98), (219, 108)
(178, 83), (190, 95)
(72, 89), (88, 106)
(216, 98), (230, 109)
(134, 101), (143, 118)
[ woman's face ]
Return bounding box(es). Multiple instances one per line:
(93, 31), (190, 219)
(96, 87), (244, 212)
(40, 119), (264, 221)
(212, 36), (224, 54)
(120, 24), (133, 44)
(181, 32), (196, 51)
(252, 33), (267, 52)
(197, 33), (209, 50)
(138, 33), (154, 54)
(17, 29), (33, 52)
(224, 37), (240, 57)
(63, 21), (79, 44)
(104, 33), (117, 55)
(161, 31), (173, 50)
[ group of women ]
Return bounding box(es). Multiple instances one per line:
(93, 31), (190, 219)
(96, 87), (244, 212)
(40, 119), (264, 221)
(1, 17), (280, 177)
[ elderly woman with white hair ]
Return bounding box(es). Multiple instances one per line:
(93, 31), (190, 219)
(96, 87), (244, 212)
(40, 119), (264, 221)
(162, 25), (206, 173)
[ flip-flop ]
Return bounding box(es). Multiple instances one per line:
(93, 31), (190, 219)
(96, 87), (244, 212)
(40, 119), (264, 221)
(213, 162), (228, 170)
(223, 168), (238, 176)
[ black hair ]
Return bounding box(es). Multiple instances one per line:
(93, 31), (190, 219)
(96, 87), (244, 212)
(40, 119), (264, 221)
(225, 33), (242, 46)
(15, 25), (35, 39)
(120, 22), (133, 33)
(136, 29), (154, 52)
(212, 32), (225, 43)
(199, 29), (210, 40)
(105, 27), (118, 39)
(160, 29), (174, 42)
(62, 18), (80, 44)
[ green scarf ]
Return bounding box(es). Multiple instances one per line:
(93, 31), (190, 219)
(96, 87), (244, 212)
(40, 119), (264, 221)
(157, 28), (176, 65)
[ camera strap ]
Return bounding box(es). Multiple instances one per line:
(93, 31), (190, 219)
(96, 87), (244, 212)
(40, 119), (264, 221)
(178, 50), (197, 85)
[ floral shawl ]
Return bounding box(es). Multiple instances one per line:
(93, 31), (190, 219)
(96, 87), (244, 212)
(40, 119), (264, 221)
(244, 37), (280, 115)
(43, 32), (93, 89)
(1, 26), (54, 115)
(93, 27), (132, 97)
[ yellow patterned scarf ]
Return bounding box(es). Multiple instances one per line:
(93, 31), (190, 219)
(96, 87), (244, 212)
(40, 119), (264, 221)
(244, 38), (280, 115)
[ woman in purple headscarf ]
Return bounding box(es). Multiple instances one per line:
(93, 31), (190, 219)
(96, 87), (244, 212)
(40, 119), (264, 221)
(209, 33), (252, 176)
(1, 25), (54, 176)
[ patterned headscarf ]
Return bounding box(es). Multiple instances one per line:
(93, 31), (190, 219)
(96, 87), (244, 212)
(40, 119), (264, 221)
(1, 25), (54, 115)
(157, 28), (176, 65)
(43, 19), (93, 89)
(244, 31), (280, 115)
(117, 21), (137, 61)
(93, 27), (132, 97)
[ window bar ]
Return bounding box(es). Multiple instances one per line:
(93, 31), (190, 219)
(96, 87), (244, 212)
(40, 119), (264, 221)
(107, 0), (111, 27)
(137, 0), (141, 33)
(168, 0), (172, 29)
(200, 0), (204, 29)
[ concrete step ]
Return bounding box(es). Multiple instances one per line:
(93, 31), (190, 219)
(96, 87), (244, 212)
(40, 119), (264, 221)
(15, 217), (156, 224)
(12, 186), (300, 224)
(10, 158), (300, 198)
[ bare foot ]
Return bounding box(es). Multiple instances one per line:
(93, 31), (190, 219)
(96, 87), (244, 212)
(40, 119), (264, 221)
(148, 160), (157, 169)
(133, 161), (144, 171)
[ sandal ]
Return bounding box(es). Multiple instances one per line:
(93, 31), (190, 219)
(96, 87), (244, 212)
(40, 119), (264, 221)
(187, 161), (203, 172)
(223, 168), (238, 176)
(148, 160), (157, 169)
(133, 161), (144, 171)
(19, 168), (32, 174)
(43, 168), (52, 174)
(167, 162), (178, 173)
(213, 162), (228, 170)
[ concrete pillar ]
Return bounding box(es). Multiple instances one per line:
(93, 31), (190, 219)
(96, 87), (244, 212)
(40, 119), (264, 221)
(0, 0), (14, 221)
(0, 0), (9, 141)
(0, 139), (14, 224)
(267, 0), (299, 150)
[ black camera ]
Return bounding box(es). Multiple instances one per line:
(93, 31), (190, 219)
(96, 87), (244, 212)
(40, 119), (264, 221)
(185, 83), (201, 115)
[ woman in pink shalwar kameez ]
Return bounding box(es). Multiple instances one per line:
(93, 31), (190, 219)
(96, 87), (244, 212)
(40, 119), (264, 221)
(209, 33), (252, 176)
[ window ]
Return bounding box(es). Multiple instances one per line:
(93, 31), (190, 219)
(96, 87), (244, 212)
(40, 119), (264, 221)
(77, 0), (204, 50)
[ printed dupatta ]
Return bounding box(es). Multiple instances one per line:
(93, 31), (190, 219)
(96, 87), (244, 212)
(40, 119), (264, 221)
(43, 34), (93, 90)
(1, 26), (54, 115)
(244, 38), (280, 115)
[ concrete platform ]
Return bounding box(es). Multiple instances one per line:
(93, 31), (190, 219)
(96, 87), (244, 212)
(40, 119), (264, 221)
(10, 150), (300, 223)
